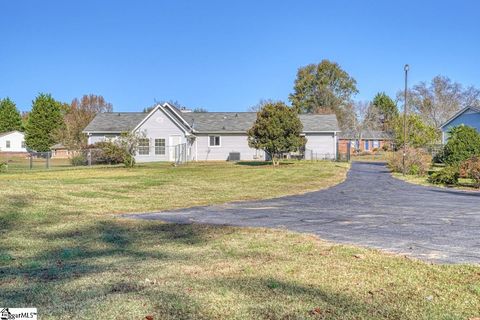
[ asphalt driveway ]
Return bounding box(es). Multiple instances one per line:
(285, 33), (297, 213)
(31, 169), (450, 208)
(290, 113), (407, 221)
(127, 162), (480, 264)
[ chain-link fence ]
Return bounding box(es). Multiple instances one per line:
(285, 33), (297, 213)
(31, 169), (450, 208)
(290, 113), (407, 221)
(174, 143), (188, 164)
(0, 152), (74, 171)
(0, 143), (190, 172)
(304, 149), (337, 161)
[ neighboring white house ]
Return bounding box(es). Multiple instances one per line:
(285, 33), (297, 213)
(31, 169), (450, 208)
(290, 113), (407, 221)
(83, 103), (340, 162)
(0, 131), (28, 153)
(440, 106), (480, 143)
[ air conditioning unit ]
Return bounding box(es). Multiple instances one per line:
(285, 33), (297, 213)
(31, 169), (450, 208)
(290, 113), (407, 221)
(228, 152), (240, 161)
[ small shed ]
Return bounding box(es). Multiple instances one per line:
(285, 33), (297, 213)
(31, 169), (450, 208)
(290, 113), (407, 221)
(51, 144), (73, 158)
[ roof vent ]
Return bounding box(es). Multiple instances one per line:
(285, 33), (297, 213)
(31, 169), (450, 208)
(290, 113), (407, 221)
(222, 126), (226, 130)
(117, 113), (121, 116)
(235, 113), (238, 117)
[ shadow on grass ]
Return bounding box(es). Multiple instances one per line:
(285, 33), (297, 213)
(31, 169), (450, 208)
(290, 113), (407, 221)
(0, 216), (472, 319)
(0, 220), (216, 307)
(0, 216), (413, 319)
(235, 161), (295, 167)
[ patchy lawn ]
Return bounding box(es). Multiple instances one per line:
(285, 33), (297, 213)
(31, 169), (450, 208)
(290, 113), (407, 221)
(1, 161), (479, 319)
(351, 151), (389, 162)
(393, 171), (480, 192)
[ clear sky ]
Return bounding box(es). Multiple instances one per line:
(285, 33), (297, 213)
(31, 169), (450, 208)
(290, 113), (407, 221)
(1, 1), (479, 112)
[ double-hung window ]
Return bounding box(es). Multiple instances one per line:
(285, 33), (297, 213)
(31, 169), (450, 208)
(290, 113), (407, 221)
(6, 141), (10, 148)
(155, 138), (166, 155)
(209, 136), (221, 147)
(21, 141), (26, 148)
(138, 138), (150, 155)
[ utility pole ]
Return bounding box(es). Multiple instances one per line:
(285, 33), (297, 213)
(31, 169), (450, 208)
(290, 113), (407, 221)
(403, 64), (409, 176)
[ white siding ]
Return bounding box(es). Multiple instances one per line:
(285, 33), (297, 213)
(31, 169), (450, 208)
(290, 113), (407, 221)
(134, 108), (188, 162)
(304, 133), (336, 160)
(0, 131), (27, 153)
(87, 134), (118, 145)
(195, 134), (265, 161)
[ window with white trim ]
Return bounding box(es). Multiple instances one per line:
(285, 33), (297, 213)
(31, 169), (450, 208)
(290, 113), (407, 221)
(138, 138), (150, 155)
(6, 140), (10, 148)
(21, 141), (26, 148)
(155, 138), (166, 155)
(209, 136), (221, 147)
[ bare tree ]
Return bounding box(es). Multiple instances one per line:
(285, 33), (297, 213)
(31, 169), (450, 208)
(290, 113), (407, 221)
(397, 75), (479, 128)
(248, 99), (278, 112)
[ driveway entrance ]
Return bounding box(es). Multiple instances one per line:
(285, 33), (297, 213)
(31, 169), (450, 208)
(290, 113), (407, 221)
(128, 162), (480, 264)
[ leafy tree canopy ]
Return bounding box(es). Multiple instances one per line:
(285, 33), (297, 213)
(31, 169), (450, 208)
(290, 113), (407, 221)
(392, 114), (439, 148)
(443, 125), (480, 165)
(57, 94), (113, 149)
(289, 59), (358, 129)
(247, 101), (306, 165)
(25, 93), (65, 152)
(0, 97), (23, 132)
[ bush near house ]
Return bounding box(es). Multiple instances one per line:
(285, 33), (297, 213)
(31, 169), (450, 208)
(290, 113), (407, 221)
(443, 125), (480, 165)
(428, 166), (459, 185)
(387, 148), (432, 176)
(460, 156), (480, 188)
(89, 141), (126, 165)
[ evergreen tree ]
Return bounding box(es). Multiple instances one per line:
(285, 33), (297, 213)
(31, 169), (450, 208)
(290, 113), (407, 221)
(370, 92), (398, 131)
(0, 98), (22, 132)
(25, 93), (64, 152)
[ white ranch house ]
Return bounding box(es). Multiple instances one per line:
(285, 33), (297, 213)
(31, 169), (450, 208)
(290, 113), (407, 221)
(83, 103), (340, 162)
(0, 131), (27, 153)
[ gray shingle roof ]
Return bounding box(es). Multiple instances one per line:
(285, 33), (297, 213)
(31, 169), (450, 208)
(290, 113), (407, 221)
(83, 112), (146, 132)
(83, 110), (339, 133)
(339, 130), (392, 140)
(182, 112), (339, 132)
(298, 114), (339, 132)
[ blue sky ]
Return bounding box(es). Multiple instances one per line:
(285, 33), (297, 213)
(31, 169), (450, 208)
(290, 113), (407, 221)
(1, 1), (479, 112)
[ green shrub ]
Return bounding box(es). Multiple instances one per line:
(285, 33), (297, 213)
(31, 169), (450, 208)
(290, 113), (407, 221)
(460, 156), (480, 188)
(70, 154), (86, 166)
(443, 125), (480, 165)
(0, 162), (6, 172)
(387, 148), (432, 176)
(92, 141), (126, 165)
(428, 166), (459, 185)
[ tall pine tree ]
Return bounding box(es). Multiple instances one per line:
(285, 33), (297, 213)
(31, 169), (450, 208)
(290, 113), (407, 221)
(25, 93), (64, 152)
(0, 98), (23, 132)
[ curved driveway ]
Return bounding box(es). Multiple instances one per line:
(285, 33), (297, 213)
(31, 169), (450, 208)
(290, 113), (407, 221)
(129, 162), (480, 264)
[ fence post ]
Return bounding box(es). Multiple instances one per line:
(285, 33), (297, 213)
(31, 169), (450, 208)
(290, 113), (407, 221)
(46, 152), (50, 169)
(88, 149), (92, 166)
(29, 154), (33, 169)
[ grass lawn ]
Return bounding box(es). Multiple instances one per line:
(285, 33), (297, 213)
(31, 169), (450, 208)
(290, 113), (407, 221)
(392, 169), (480, 192)
(1, 161), (479, 319)
(351, 151), (389, 162)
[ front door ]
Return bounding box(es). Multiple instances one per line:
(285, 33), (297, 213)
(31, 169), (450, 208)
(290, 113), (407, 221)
(169, 135), (182, 161)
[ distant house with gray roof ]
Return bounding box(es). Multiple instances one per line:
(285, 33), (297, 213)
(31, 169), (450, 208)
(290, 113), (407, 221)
(83, 103), (340, 162)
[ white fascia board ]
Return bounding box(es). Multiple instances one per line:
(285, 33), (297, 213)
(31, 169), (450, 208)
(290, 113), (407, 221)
(163, 102), (192, 129)
(132, 104), (191, 135)
(440, 106), (480, 129)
